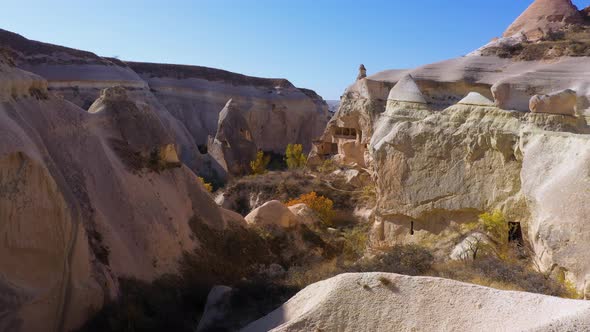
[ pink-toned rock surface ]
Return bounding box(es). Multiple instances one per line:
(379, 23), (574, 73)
(503, 0), (583, 40)
(0, 60), (250, 331)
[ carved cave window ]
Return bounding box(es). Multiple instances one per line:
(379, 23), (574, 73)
(334, 127), (357, 138)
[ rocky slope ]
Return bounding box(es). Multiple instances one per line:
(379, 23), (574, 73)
(0, 51), (257, 330)
(0, 28), (327, 330)
(312, 0), (590, 295)
(243, 273), (590, 332)
(0, 28), (328, 180)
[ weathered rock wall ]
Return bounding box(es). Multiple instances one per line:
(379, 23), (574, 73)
(0, 63), (248, 331)
(128, 62), (328, 153)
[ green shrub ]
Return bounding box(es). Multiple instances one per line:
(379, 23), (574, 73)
(250, 151), (270, 175)
(285, 144), (307, 169)
(318, 159), (337, 174)
(341, 225), (369, 260)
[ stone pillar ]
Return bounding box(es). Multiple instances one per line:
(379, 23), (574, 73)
(357, 64), (367, 81)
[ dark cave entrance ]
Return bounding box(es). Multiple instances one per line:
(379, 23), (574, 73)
(508, 222), (523, 246)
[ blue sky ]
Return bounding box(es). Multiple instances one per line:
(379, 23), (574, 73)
(1, 0), (589, 100)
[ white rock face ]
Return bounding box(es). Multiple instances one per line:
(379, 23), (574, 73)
(370, 100), (590, 287)
(387, 74), (427, 104)
(458, 92), (494, 107)
(521, 133), (590, 290)
(243, 273), (590, 332)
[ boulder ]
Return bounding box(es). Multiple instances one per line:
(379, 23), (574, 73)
(529, 89), (577, 115)
(288, 203), (321, 226)
(450, 233), (490, 261)
(243, 273), (590, 332)
(245, 200), (299, 229)
(491, 81), (534, 112)
(196, 286), (233, 332)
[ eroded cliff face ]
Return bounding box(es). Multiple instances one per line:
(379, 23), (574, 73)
(128, 62), (329, 153)
(0, 29), (328, 181)
(316, 13), (590, 292)
(0, 59), (252, 331)
(321, 67), (590, 292)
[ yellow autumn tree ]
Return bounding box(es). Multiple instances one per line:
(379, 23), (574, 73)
(285, 144), (307, 169)
(250, 150), (270, 175)
(287, 192), (334, 226)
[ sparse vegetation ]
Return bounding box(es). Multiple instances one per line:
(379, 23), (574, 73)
(197, 177), (213, 193)
(250, 150), (270, 175)
(285, 144), (307, 169)
(317, 158), (338, 174)
(287, 192), (335, 226)
(482, 25), (590, 60)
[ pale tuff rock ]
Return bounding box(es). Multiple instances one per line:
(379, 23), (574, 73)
(207, 99), (258, 177)
(245, 200), (300, 230)
(196, 286), (233, 332)
(387, 74), (427, 104)
(88, 85), (181, 165)
(503, 0), (583, 40)
(0, 28), (327, 178)
(450, 232), (490, 260)
(288, 203), (321, 226)
(492, 81), (537, 112)
(529, 89), (577, 115)
(0, 61), (249, 331)
(458, 92), (495, 107)
(521, 134), (590, 292)
(129, 62), (329, 154)
(242, 273), (590, 332)
(356, 64), (367, 81)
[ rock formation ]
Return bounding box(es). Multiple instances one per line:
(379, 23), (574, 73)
(207, 99), (258, 177)
(0, 47), (257, 332)
(315, 0), (590, 296)
(529, 89), (577, 115)
(0, 28), (328, 179)
(457, 91), (495, 107)
(387, 74), (427, 104)
(245, 200), (300, 230)
(243, 273), (590, 332)
(287, 203), (321, 226)
(128, 61), (329, 154)
(503, 0), (583, 40)
(356, 64), (367, 80)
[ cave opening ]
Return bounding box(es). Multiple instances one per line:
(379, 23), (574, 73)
(508, 222), (523, 246)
